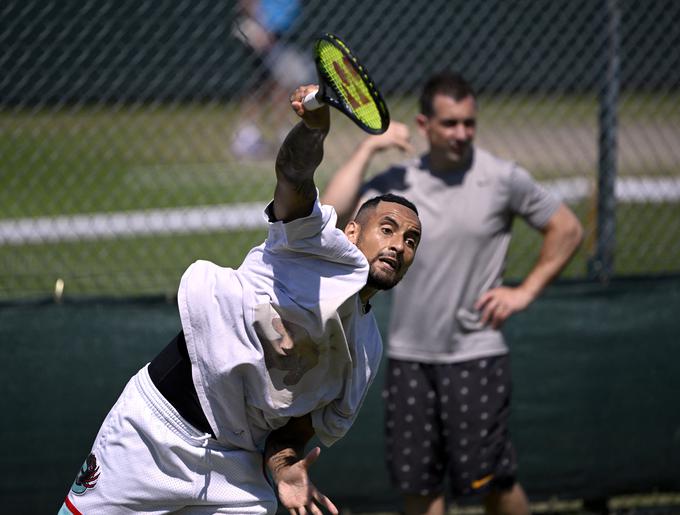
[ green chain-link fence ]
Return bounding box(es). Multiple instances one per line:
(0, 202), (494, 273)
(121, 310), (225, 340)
(2, 0), (679, 299)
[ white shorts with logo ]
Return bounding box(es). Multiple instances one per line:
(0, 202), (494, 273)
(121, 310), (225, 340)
(58, 365), (277, 515)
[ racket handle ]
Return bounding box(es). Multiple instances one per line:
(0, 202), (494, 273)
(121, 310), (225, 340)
(302, 90), (324, 110)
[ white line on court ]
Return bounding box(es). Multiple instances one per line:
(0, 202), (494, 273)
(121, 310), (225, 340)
(1, 178), (679, 245)
(547, 177), (680, 202)
(0, 203), (267, 245)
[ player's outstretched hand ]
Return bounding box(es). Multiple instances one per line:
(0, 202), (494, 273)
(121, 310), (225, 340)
(363, 120), (414, 154)
(289, 85), (331, 132)
(275, 447), (338, 515)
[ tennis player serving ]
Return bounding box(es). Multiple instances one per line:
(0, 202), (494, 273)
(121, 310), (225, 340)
(58, 83), (421, 515)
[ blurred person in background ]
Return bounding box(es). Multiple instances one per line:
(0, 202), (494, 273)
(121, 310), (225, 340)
(231, 0), (315, 159)
(322, 71), (583, 515)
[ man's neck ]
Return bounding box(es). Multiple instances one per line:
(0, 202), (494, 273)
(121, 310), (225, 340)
(359, 287), (377, 312)
(426, 148), (473, 174)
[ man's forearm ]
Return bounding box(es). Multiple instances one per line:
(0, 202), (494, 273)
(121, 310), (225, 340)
(276, 121), (327, 189)
(273, 121), (328, 221)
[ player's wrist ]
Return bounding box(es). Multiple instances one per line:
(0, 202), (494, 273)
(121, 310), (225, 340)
(266, 448), (300, 478)
(299, 116), (330, 133)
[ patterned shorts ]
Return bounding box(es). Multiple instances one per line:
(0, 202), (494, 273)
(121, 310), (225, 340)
(383, 356), (517, 498)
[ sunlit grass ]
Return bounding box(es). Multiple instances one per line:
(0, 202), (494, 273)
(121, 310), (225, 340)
(1, 95), (679, 298)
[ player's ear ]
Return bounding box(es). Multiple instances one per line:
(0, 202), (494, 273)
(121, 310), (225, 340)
(415, 113), (428, 135)
(344, 220), (361, 245)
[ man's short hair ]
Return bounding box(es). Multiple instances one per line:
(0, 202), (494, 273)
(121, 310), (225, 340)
(355, 193), (418, 223)
(419, 71), (476, 117)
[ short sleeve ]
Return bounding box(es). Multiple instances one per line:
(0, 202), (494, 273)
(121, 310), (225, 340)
(508, 165), (560, 229)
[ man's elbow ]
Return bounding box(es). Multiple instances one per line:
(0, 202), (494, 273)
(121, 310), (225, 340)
(558, 206), (584, 251)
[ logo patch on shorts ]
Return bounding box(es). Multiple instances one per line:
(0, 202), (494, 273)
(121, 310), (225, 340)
(471, 473), (494, 490)
(71, 452), (100, 495)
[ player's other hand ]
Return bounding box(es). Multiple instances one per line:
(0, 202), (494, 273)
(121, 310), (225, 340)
(290, 85), (331, 132)
(363, 120), (414, 154)
(275, 447), (339, 515)
(475, 286), (534, 329)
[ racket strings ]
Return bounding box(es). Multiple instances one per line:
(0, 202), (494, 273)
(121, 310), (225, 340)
(317, 41), (384, 131)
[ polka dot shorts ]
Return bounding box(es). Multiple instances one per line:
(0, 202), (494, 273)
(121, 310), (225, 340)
(383, 356), (517, 497)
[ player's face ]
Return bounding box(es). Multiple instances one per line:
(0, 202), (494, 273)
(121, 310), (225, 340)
(347, 201), (422, 291)
(417, 93), (477, 169)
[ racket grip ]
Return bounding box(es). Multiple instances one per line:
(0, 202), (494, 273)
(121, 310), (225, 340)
(302, 91), (324, 110)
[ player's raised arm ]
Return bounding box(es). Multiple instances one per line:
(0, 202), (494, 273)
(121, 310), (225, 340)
(272, 84), (331, 223)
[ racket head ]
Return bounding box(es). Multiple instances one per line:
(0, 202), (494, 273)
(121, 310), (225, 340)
(312, 33), (390, 134)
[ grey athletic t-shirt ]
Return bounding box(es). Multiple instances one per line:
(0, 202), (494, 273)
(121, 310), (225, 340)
(360, 147), (560, 363)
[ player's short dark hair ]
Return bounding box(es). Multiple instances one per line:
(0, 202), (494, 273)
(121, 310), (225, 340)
(419, 71), (476, 117)
(355, 193), (419, 222)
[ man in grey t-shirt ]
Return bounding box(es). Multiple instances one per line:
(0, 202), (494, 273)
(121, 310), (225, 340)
(322, 72), (583, 515)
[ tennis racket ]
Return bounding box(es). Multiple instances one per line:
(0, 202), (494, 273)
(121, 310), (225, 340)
(302, 33), (390, 135)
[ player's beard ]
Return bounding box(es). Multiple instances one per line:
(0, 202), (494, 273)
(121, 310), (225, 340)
(366, 261), (400, 291)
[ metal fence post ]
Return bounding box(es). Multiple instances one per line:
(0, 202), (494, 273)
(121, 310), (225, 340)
(589, 0), (621, 282)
